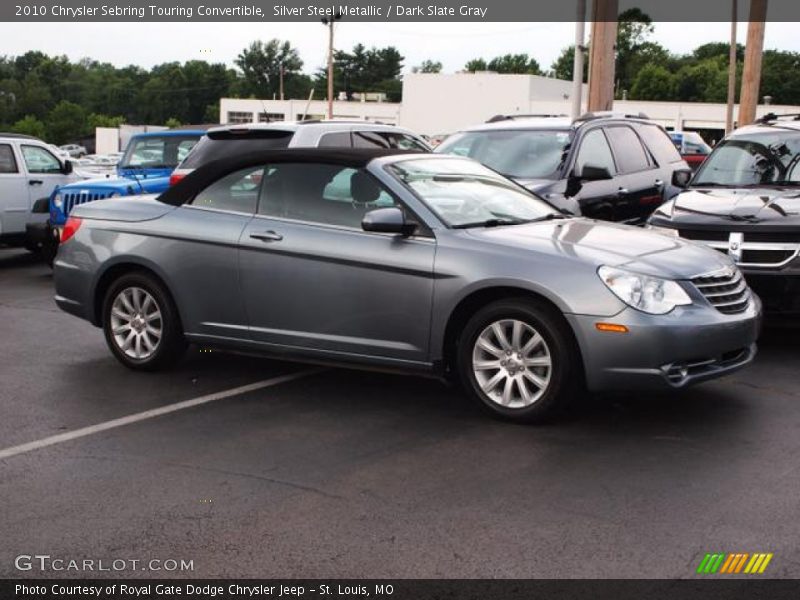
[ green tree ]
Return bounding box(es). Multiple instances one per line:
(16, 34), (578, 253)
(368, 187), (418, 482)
(46, 100), (87, 144)
(464, 58), (488, 72)
(550, 45), (588, 81)
(164, 117), (182, 128)
(487, 54), (542, 75)
(760, 50), (800, 105)
(87, 113), (125, 129)
(12, 114), (46, 138)
(412, 60), (442, 74)
(235, 39), (305, 100)
(630, 64), (676, 100)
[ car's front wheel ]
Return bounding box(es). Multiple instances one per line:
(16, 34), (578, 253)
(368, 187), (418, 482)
(456, 298), (581, 423)
(102, 273), (186, 371)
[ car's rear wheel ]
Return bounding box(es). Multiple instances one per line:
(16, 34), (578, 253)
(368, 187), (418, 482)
(102, 273), (186, 371)
(456, 298), (580, 423)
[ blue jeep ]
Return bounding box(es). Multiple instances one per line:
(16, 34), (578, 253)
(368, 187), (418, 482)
(40, 129), (205, 263)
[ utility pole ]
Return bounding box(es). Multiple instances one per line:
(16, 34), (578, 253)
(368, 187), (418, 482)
(279, 62), (285, 101)
(321, 12), (342, 120)
(571, 0), (586, 121)
(739, 0), (768, 126)
(725, 0), (737, 134)
(587, 0), (618, 113)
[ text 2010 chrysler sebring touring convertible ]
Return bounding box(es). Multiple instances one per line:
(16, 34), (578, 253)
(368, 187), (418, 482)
(53, 149), (761, 422)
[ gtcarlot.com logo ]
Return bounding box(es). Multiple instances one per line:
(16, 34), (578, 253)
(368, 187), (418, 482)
(14, 554), (194, 572)
(697, 552), (773, 574)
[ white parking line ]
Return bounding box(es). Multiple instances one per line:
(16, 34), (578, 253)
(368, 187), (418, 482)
(0, 369), (322, 461)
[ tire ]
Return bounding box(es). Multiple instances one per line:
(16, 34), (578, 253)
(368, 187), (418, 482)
(42, 235), (58, 268)
(455, 298), (581, 423)
(102, 272), (187, 371)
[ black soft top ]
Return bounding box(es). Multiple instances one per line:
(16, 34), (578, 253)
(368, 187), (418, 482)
(158, 147), (417, 206)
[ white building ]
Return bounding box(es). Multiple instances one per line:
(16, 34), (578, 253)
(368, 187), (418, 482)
(219, 72), (800, 139)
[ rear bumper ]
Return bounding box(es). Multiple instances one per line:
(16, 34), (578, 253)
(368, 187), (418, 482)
(567, 295), (762, 392)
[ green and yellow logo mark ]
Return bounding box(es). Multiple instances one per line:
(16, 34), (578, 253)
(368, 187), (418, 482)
(697, 552), (773, 574)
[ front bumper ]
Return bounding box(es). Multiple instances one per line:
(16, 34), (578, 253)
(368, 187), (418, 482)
(567, 295), (762, 392)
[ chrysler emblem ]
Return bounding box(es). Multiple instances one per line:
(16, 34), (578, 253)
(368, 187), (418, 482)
(728, 232), (744, 263)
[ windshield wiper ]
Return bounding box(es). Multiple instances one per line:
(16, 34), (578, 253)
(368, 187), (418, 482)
(527, 213), (569, 223)
(453, 218), (528, 229)
(452, 213), (565, 229)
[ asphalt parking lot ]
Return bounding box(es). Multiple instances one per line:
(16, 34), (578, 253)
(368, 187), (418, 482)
(1, 247), (799, 579)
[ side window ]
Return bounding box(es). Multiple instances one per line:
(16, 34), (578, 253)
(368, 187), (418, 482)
(389, 133), (429, 151)
(190, 166), (263, 214)
(21, 145), (61, 174)
(605, 126), (651, 173)
(352, 131), (390, 149)
(641, 125), (683, 163)
(318, 132), (353, 148)
(258, 162), (397, 229)
(574, 129), (616, 175)
(176, 140), (198, 162)
(0, 144), (18, 174)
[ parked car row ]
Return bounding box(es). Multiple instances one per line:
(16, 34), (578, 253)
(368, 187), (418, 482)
(8, 111), (798, 422)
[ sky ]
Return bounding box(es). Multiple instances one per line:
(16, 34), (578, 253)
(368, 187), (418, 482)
(0, 21), (799, 75)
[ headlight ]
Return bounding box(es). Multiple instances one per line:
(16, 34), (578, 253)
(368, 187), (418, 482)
(645, 224), (679, 237)
(53, 193), (63, 208)
(598, 266), (692, 315)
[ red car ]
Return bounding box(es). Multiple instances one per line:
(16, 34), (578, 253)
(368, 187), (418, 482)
(670, 131), (713, 170)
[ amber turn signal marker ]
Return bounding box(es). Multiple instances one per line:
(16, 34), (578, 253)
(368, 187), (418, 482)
(595, 322), (629, 333)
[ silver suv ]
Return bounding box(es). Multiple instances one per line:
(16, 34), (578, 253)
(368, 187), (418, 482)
(169, 120), (430, 185)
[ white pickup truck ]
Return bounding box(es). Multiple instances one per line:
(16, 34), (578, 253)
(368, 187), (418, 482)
(0, 133), (78, 251)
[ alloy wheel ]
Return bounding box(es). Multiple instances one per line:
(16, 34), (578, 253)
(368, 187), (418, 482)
(471, 319), (552, 408)
(110, 287), (163, 360)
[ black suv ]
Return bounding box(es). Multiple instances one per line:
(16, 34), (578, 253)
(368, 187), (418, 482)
(435, 112), (691, 224)
(647, 113), (800, 315)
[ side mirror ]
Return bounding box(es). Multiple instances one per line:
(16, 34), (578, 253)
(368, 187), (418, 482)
(362, 207), (417, 236)
(62, 160), (73, 175)
(672, 169), (692, 188)
(575, 164), (613, 181)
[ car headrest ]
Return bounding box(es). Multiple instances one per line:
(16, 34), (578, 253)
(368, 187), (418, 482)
(350, 170), (382, 205)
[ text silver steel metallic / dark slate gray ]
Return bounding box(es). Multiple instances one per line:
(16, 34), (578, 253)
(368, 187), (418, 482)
(53, 149), (762, 423)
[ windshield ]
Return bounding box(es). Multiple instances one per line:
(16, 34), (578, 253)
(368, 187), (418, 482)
(693, 131), (800, 187)
(121, 135), (201, 169)
(435, 129), (572, 180)
(387, 157), (557, 228)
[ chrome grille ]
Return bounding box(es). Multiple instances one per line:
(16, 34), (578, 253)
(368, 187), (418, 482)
(62, 191), (112, 217)
(677, 229), (800, 268)
(692, 268), (750, 315)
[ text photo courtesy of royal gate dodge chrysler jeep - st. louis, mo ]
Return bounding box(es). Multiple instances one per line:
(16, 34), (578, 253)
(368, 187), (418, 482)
(2, 1), (800, 598)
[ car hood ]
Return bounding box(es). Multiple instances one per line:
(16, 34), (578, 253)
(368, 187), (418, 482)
(656, 187), (800, 226)
(464, 218), (733, 280)
(513, 178), (555, 192)
(70, 194), (174, 222)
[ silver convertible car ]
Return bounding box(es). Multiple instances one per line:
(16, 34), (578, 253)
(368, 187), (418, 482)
(53, 148), (761, 422)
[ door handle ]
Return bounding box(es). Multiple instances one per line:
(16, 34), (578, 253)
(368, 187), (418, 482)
(250, 230), (283, 242)
(654, 179), (665, 188)
(29, 180), (43, 186)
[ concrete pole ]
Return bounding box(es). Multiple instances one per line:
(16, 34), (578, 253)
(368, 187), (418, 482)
(587, 0), (618, 113)
(326, 20), (335, 119)
(725, 0), (737, 134)
(571, 0), (587, 120)
(739, 0), (768, 126)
